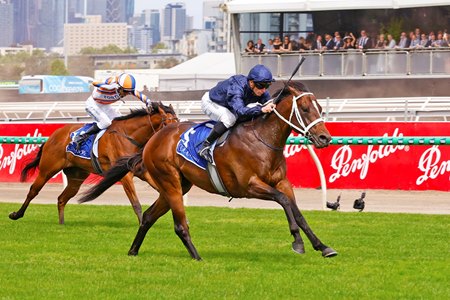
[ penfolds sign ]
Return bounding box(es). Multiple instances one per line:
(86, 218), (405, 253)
(285, 122), (450, 191)
(0, 124), (65, 182)
(0, 122), (449, 191)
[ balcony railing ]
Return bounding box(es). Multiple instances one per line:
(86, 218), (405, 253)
(240, 48), (450, 77)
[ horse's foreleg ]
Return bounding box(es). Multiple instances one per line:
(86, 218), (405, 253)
(120, 173), (143, 225)
(57, 168), (89, 224)
(248, 178), (305, 254)
(128, 196), (170, 256)
(276, 180), (338, 258)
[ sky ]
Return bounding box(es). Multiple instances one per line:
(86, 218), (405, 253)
(134, 0), (205, 29)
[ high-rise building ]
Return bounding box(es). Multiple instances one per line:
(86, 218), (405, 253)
(12, 0), (39, 45)
(162, 3), (186, 42)
(37, 0), (66, 49)
(149, 9), (160, 45)
(0, 0), (14, 47)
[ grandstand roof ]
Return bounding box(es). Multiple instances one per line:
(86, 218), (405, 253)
(168, 52), (235, 75)
(225, 0), (450, 13)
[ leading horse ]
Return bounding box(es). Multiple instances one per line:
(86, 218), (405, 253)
(79, 83), (337, 259)
(9, 102), (178, 224)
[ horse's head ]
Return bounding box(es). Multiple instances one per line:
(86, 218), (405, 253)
(273, 84), (331, 148)
(148, 101), (179, 127)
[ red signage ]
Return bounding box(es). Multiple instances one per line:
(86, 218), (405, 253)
(285, 122), (450, 191)
(0, 122), (449, 190)
(0, 124), (65, 182)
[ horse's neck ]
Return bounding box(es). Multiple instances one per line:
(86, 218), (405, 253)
(116, 116), (159, 144)
(252, 111), (292, 149)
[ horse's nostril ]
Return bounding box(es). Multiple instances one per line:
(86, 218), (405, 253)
(319, 134), (331, 144)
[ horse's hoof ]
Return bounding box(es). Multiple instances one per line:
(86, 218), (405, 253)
(322, 247), (338, 258)
(128, 250), (138, 256)
(292, 242), (305, 254)
(9, 212), (21, 220)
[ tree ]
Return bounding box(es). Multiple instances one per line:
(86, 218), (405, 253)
(50, 59), (69, 75)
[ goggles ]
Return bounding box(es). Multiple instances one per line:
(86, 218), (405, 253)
(254, 81), (271, 89)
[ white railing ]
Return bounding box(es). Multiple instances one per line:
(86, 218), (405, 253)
(0, 97), (449, 123)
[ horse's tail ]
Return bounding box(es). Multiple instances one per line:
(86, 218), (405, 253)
(78, 152), (144, 203)
(20, 143), (45, 182)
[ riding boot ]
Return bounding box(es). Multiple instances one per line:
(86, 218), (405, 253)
(73, 123), (101, 148)
(198, 121), (228, 163)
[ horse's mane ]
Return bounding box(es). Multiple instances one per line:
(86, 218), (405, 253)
(271, 81), (310, 100)
(113, 101), (175, 121)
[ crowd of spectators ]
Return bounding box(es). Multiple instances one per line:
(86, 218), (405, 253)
(243, 27), (450, 54)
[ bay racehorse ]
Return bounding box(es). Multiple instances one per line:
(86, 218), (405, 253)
(79, 83), (337, 259)
(9, 102), (178, 224)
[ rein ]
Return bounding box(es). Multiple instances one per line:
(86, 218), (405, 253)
(272, 92), (324, 135)
(109, 110), (177, 149)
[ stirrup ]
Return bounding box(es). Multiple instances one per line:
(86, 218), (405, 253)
(198, 145), (213, 163)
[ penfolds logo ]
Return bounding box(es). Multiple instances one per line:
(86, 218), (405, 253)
(329, 129), (407, 182)
(0, 129), (41, 174)
(284, 140), (307, 158)
(416, 146), (450, 185)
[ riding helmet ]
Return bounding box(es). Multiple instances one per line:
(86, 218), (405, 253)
(247, 64), (275, 83)
(118, 73), (136, 92)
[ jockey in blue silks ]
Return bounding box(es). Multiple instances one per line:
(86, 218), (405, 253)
(198, 64), (276, 163)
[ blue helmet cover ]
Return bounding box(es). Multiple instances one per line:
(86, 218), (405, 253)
(247, 64), (275, 82)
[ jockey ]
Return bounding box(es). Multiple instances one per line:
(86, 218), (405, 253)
(73, 73), (151, 146)
(198, 64), (276, 163)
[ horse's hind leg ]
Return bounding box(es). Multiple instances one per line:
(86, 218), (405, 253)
(277, 180), (337, 257)
(128, 196), (170, 256)
(171, 198), (201, 261)
(120, 173), (143, 225)
(57, 168), (90, 224)
(9, 171), (59, 221)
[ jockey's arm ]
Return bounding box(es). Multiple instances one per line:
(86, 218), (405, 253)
(132, 90), (151, 106)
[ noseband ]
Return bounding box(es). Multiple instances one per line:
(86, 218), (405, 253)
(273, 92), (324, 136)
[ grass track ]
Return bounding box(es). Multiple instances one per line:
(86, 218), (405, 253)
(1, 203), (449, 299)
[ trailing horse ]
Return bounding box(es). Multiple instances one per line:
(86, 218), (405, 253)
(9, 102), (178, 224)
(79, 83), (337, 259)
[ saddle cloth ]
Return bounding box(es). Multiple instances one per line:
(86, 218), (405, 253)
(66, 123), (105, 159)
(176, 121), (217, 170)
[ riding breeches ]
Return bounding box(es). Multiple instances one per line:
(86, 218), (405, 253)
(85, 96), (121, 130)
(201, 92), (236, 128)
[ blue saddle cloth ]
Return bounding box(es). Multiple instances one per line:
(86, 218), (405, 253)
(66, 123), (96, 159)
(176, 121), (216, 170)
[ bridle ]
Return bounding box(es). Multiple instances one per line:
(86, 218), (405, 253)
(272, 92), (324, 136)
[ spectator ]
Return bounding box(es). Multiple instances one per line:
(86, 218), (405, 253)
(386, 34), (396, 49)
(375, 34), (387, 49)
(266, 38), (274, 53)
(254, 38), (265, 53)
(433, 32), (444, 47)
(426, 33), (436, 47)
(333, 31), (341, 43)
(323, 33), (335, 50)
(297, 36), (310, 52)
(414, 33), (426, 48)
(343, 33), (356, 49)
(281, 36), (293, 52)
(357, 30), (370, 49)
(333, 35), (344, 50)
(312, 34), (323, 51)
(396, 32), (410, 48)
(245, 40), (255, 53)
(272, 36), (282, 52)
(408, 33), (419, 48)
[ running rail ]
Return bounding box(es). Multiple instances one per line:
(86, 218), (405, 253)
(2, 135), (449, 210)
(1, 136), (449, 145)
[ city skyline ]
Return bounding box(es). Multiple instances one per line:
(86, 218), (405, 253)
(134, 0), (205, 28)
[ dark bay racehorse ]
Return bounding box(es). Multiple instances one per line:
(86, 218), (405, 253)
(9, 102), (178, 224)
(79, 83), (337, 259)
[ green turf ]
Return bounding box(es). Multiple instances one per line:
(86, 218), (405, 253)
(1, 203), (448, 299)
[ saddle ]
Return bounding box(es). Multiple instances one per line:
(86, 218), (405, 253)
(176, 121), (230, 196)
